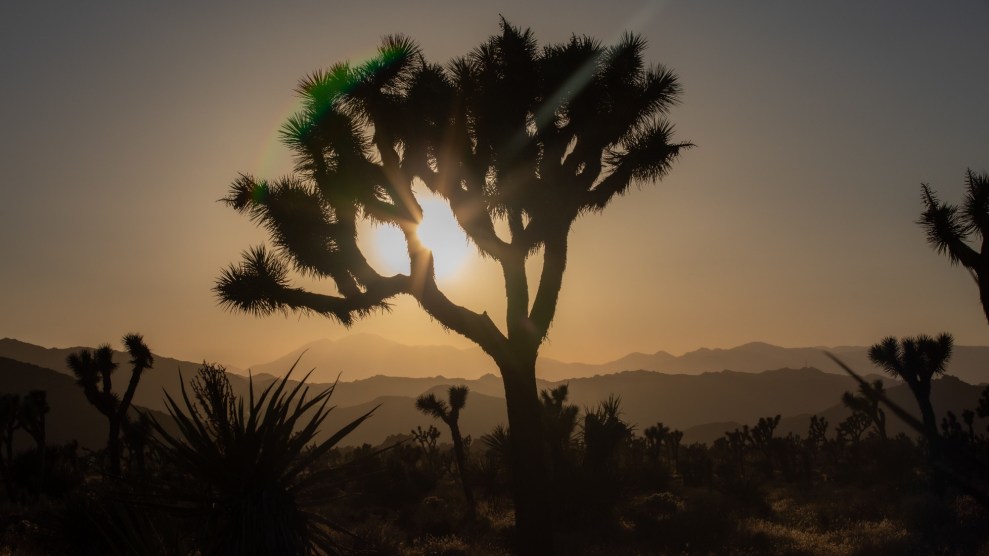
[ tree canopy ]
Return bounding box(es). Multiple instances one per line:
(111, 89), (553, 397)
(216, 20), (689, 360)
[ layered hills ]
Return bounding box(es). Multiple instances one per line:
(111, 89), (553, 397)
(1, 336), (987, 449)
(245, 334), (989, 385)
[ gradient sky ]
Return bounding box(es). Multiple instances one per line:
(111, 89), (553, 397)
(2, 2), (988, 370)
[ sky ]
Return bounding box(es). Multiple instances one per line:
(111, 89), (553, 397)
(2, 2), (989, 370)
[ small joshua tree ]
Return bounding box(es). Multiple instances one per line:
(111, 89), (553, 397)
(868, 334), (952, 448)
(842, 380), (887, 440)
(416, 385), (475, 513)
(67, 334), (153, 477)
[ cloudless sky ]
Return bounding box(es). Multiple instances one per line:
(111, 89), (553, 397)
(2, 2), (988, 369)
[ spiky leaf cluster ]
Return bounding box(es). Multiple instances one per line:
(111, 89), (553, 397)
(919, 170), (989, 267)
(868, 333), (953, 388)
(148, 360), (376, 555)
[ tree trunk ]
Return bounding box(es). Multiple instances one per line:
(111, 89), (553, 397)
(448, 421), (476, 515)
(499, 360), (555, 555)
(978, 267), (989, 326)
(107, 418), (121, 477)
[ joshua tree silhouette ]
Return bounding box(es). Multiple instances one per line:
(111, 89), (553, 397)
(416, 385), (475, 514)
(214, 19), (688, 551)
(842, 380), (887, 440)
(918, 170), (989, 324)
(868, 334), (952, 451)
(19, 390), (48, 492)
(0, 394), (20, 499)
(541, 384), (579, 480)
(66, 333), (153, 477)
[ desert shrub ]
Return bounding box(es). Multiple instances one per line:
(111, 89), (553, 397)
(147, 362), (375, 555)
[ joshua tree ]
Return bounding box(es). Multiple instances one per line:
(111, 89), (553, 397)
(582, 396), (632, 478)
(66, 333), (154, 476)
(667, 429), (684, 474)
(806, 415), (829, 451)
(918, 170), (989, 324)
(842, 380), (887, 440)
(868, 334), (952, 450)
(18, 391), (48, 492)
(540, 384), (579, 476)
(978, 386), (989, 436)
(214, 20), (688, 550)
(644, 422), (670, 463)
(416, 385), (475, 513)
(836, 412), (872, 445)
(0, 394), (20, 499)
(747, 415), (781, 475)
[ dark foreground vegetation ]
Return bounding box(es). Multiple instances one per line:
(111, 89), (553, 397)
(2, 338), (989, 555)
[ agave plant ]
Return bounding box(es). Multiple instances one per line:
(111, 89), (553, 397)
(148, 361), (375, 555)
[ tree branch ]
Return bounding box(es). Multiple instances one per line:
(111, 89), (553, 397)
(529, 227), (569, 341)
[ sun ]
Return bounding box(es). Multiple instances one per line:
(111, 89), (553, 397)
(371, 193), (472, 280)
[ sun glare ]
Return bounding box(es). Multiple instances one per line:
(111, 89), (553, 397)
(371, 194), (472, 280)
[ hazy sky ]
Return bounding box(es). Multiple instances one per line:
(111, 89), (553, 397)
(2, 2), (988, 369)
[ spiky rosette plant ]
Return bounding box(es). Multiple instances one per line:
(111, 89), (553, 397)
(148, 361), (375, 555)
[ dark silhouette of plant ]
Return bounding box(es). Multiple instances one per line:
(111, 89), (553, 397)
(190, 361), (236, 438)
(415, 385), (475, 513)
(214, 19), (688, 551)
(716, 428), (748, 479)
(836, 411), (872, 445)
(540, 384), (579, 478)
(66, 334), (154, 476)
(978, 386), (989, 436)
(578, 396), (633, 523)
(806, 415), (828, 450)
(842, 380), (887, 440)
(0, 394), (20, 499)
(941, 411), (969, 447)
(918, 170), (989, 324)
(868, 334), (952, 447)
(476, 424), (513, 497)
(668, 429), (684, 475)
(411, 424), (442, 472)
(747, 415), (781, 477)
(147, 360), (375, 555)
(18, 390), (48, 493)
(644, 422), (670, 463)
(643, 422), (682, 472)
(582, 396), (633, 477)
(121, 411), (152, 478)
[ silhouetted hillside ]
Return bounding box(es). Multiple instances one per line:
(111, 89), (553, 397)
(244, 335), (989, 383)
(0, 338), (252, 415)
(539, 342), (989, 384)
(3, 338), (987, 449)
(249, 334), (498, 381)
(0, 356), (175, 451)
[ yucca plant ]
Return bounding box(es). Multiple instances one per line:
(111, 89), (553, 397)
(148, 361), (375, 555)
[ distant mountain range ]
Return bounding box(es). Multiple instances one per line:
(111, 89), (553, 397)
(247, 333), (989, 385)
(2, 336), (988, 450)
